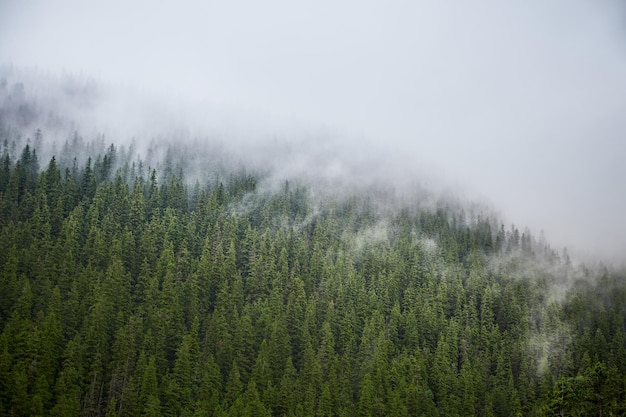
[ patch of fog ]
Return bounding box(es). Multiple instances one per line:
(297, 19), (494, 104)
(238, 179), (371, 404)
(528, 321), (573, 377)
(0, 66), (453, 202)
(419, 237), (439, 256)
(1, 65), (624, 267)
(350, 220), (391, 254)
(487, 248), (619, 378)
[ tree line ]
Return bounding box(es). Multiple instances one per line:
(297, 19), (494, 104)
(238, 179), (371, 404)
(0, 139), (624, 416)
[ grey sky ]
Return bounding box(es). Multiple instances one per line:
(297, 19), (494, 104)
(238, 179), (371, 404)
(1, 0), (626, 262)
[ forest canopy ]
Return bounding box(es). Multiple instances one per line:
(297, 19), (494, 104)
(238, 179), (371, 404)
(0, 73), (625, 417)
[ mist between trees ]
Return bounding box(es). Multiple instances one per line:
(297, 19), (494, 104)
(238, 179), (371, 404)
(0, 68), (625, 416)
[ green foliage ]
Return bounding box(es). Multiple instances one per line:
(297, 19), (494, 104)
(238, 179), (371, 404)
(0, 141), (624, 416)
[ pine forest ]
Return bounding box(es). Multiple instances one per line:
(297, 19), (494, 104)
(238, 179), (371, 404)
(0, 73), (625, 417)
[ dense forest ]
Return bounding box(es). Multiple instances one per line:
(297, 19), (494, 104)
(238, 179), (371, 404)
(1, 73), (626, 416)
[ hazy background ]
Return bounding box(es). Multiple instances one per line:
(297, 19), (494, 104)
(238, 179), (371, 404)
(1, 0), (626, 263)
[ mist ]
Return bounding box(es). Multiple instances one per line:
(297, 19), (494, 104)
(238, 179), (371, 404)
(1, 0), (626, 263)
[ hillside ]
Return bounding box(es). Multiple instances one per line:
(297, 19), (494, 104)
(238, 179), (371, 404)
(0, 73), (625, 417)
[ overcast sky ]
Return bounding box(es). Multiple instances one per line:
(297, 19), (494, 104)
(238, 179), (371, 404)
(1, 0), (626, 263)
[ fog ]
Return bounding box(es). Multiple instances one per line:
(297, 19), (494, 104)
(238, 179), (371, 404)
(1, 0), (626, 263)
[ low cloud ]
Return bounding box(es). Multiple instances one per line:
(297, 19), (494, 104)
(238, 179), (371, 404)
(1, 0), (625, 263)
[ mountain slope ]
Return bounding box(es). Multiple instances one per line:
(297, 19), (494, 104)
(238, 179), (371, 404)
(0, 71), (625, 417)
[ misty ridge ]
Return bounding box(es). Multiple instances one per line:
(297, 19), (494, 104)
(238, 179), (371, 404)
(2, 65), (626, 416)
(2, 1), (626, 414)
(0, 66), (470, 211)
(0, 67), (430, 191)
(3, 0), (626, 266)
(0, 66), (617, 256)
(0, 65), (621, 291)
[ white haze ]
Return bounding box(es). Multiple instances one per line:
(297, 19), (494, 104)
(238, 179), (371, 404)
(1, 0), (626, 264)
